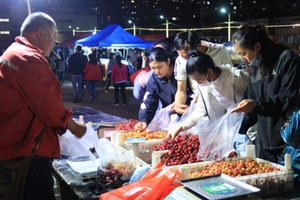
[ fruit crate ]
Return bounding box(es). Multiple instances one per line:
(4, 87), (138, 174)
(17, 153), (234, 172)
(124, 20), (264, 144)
(110, 130), (165, 164)
(122, 139), (165, 164)
(234, 158), (293, 196)
(165, 157), (293, 196)
(114, 144), (150, 169)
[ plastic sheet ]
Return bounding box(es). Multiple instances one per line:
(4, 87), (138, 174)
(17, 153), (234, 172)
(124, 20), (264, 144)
(70, 106), (128, 123)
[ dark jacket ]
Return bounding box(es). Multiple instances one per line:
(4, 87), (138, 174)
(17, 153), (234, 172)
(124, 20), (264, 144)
(68, 52), (87, 75)
(139, 71), (193, 124)
(239, 49), (300, 151)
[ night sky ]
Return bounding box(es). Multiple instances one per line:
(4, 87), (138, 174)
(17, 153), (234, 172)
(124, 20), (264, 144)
(0, 0), (99, 13)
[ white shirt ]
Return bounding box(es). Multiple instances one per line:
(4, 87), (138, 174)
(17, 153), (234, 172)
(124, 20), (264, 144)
(174, 41), (233, 94)
(181, 64), (249, 130)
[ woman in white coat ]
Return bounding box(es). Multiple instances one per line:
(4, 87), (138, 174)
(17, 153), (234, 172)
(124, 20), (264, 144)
(168, 51), (250, 150)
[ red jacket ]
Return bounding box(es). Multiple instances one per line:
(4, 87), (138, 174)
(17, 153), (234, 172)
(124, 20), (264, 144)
(83, 62), (103, 81)
(0, 36), (73, 160)
(129, 67), (151, 83)
(111, 63), (128, 84)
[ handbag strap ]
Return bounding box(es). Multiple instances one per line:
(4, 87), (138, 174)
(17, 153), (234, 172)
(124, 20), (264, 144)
(30, 126), (47, 156)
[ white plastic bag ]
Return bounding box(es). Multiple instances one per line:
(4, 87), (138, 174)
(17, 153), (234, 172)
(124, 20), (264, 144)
(59, 126), (99, 160)
(197, 105), (244, 161)
(146, 104), (174, 132)
(147, 102), (197, 132)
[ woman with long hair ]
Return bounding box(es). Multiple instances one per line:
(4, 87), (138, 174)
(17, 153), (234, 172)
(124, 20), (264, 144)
(168, 51), (250, 152)
(110, 55), (128, 106)
(231, 24), (300, 164)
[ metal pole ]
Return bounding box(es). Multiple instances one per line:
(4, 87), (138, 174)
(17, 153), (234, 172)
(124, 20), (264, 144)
(228, 13), (231, 41)
(26, 0), (31, 14)
(133, 23), (136, 36)
(166, 19), (169, 38)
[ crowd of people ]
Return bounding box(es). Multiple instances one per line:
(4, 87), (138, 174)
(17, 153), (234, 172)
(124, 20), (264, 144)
(1, 11), (300, 200)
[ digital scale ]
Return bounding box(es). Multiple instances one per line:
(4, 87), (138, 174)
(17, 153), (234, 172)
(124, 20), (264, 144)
(164, 174), (262, 200)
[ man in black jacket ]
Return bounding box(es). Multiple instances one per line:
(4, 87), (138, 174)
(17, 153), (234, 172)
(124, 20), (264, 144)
(68, 45), (87, 103)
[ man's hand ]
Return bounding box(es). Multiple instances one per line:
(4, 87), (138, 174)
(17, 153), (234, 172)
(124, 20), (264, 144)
(134, 122), (147, 131)
(231, 99), (254, 113)
(67, 118), (86, 138)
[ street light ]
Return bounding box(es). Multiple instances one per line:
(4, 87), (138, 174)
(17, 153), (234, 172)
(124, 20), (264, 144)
(160, 15), (169, 38)
(160, 15), (177, 38)
(128, 20), (136, 36)
(221, 8), (231, 42)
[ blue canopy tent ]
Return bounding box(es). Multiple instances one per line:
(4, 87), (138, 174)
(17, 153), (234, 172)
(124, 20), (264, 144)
(75, 24), (154, 48)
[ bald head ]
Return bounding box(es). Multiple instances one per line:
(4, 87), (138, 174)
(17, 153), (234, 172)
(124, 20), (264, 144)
(20, 12), (56, 35)
(20, 12), (57, 56)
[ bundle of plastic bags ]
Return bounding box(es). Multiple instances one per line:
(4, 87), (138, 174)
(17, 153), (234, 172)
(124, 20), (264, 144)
(99, 163), (180, 200)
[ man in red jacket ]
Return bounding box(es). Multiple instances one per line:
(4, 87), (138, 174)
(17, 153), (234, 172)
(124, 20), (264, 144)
(0, 12), (86, 200)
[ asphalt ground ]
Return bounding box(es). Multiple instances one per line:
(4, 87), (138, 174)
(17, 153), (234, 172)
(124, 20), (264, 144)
(61, 75), (141, 120)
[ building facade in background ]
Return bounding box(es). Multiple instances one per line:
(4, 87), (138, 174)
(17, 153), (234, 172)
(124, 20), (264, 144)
(0, 0), (299, 52)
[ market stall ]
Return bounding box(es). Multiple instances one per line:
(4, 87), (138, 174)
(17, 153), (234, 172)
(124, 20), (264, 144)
(54, 107), (300, 200)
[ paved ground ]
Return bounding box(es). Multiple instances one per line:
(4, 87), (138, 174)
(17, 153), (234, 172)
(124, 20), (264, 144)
(62, 77), (141, 120)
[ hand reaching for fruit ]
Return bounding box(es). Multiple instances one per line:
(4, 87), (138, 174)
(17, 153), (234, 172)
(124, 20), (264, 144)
(167, 126), (184, 139)
(134, 121), (147, 131)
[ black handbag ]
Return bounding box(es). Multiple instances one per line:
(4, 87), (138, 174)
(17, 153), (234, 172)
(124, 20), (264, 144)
(0, 126), (46, 200)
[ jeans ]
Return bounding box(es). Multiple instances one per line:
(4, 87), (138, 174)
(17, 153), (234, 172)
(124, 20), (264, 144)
(24, 157), (55, 200)
(86, 80), (97, 99)
(56, 71), (64, 83)
(114, 82), (126, 104)
(71, 74), (83, 99)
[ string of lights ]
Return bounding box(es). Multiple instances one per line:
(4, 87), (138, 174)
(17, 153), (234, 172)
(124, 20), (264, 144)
(72, 23), (300, 35)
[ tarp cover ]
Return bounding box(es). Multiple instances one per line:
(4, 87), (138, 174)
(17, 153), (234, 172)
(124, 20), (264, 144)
(75, 24), (154, 48)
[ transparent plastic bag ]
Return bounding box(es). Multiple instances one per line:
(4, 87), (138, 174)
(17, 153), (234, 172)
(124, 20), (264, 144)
(146, 104), (174, 132)
(197, 105), (244, 161)
(147, 102), (197, 133)
(96, 138), (136, 189)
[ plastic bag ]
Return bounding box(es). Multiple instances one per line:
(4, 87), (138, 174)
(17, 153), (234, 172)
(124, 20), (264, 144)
(197, 105), (244, 161)
(147, 101), (197, 133)
(96, 138), (136, 189)
(99, 163), (180, 200)
(59, 126), (99, 159)
(146, 104), (176, 132)
(279, 146), (300, 178)
(281, 108), (300, 148)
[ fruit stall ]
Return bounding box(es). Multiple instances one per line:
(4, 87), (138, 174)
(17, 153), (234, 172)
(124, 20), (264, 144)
(53, 114), (300, 200)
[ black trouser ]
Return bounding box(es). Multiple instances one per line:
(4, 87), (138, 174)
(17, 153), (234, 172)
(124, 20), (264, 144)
(105, 72), (111, 90)
(113, 82), (126, 104)
(24, 156), (55, 200)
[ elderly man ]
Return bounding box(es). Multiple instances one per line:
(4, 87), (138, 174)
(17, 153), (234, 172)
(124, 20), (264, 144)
(0, 12), (86, 200)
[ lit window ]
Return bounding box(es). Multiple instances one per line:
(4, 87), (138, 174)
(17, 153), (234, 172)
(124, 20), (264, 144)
(0, 18), (9, 22)
(0, 31), (10, 34)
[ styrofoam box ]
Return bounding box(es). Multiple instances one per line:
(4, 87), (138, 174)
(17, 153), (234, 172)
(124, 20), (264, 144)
(112, 132), (164, 164)
(165, 157), (294, 196)
(114, 144), (150, 168)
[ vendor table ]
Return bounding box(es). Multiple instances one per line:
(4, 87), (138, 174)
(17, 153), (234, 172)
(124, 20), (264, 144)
(53, 156), (103, 200)
(53, 107), (300, 200)
(52, 106), (127, 199)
